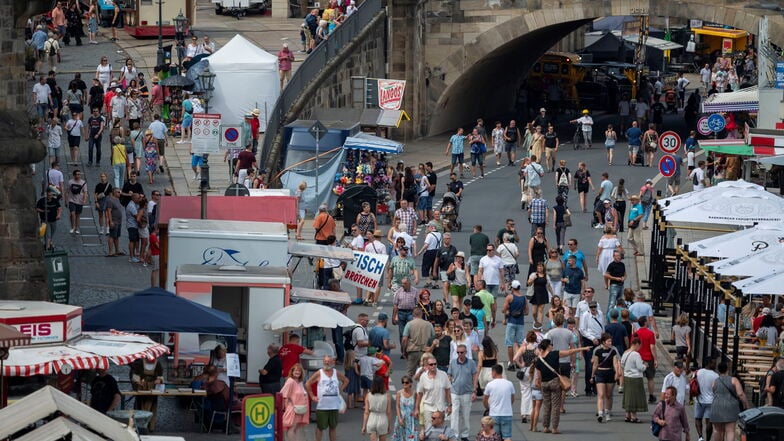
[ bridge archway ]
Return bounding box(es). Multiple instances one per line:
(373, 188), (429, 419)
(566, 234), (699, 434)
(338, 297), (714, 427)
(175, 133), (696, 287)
(422, 1), (784, 135)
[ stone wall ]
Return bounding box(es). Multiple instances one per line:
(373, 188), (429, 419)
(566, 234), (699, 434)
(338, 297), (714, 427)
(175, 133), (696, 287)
(299, 17), (387, 116)
(0, 0), (50, 300)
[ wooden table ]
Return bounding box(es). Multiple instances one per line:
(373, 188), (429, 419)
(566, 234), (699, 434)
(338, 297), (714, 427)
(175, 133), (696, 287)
(120, 389), (207, 409)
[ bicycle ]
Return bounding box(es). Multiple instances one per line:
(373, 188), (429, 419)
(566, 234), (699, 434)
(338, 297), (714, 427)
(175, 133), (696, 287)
(571, 122), (583, 150)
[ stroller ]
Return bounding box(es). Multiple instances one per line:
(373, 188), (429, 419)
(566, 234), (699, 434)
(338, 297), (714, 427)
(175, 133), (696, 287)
(440, 192), (462, 232)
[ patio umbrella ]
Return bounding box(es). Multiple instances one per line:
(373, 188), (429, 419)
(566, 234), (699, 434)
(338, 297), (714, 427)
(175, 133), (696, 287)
(160, 74), (195, 88)
(2, 330), (169, 377)
(660, 188), (784, 226)
(685, 224), (784, 258)
(262, 302), (357, 332)
(710, 244), (784, 277)
(0, 324), (31, 349)
(732, 271), (784, 296)
(658, 179), (764, 212)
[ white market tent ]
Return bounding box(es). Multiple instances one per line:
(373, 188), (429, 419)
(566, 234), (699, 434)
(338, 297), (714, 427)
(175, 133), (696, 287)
(701, 86), (759, 113)
(709, 244), (784, 277)
(659, 184), (784, 226)
(623, 34), (684, 51)
(685, 224), (784, 258)
(207, 34), (280, 132)
(343, 132), (404, 154)
(732, 271), (784, 296)
(0, 386), (137, 441)
(658, 179), (764, 212)
(758, 154), (784, 166)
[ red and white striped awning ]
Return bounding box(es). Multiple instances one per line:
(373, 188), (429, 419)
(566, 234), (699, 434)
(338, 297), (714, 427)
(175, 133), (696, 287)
(746, 123), (784, 156)
(2, 330), (169, 377)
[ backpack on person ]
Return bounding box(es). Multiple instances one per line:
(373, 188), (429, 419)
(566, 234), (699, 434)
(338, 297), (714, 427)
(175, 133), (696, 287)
(342, 325), (366, 351)
(641, 187), (653, 205)
(70, 182), (85, 195)
(557, 170), (569, 187)
(44, 38), (59, 57)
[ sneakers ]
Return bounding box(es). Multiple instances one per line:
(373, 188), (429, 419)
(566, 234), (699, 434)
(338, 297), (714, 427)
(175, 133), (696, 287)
(593, 223), (604, 229)
(69, 228), (75, 234)
(604, 410), (611, 422)
(618, 385), (623, 394)
(597, 411), (603, 423)
(568, 391), (579, 398)
(130, 257), (141, 263)
(506, 362), (516, 372)
(74, 229), (81, 235)
(648, 394), (657, 404)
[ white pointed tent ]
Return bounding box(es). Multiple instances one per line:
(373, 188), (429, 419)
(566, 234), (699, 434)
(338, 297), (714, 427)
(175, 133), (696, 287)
(207, 34), (280, 132)
(733, 271), (784, 295)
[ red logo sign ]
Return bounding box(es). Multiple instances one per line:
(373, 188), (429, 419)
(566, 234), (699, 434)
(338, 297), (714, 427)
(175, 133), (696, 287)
(19, 323), (52, 337)
(378, 79), (406, 111)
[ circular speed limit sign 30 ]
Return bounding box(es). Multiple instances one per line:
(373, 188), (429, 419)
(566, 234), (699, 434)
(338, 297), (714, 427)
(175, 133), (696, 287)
(658, 131), (682, 154)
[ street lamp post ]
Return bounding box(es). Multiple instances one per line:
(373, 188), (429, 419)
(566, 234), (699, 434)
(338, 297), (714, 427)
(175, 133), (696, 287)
(197, 67), (217, 190)
(156, 0), (165, 67)
(173, 10), (188, 70)
(198, 66), (217, 113)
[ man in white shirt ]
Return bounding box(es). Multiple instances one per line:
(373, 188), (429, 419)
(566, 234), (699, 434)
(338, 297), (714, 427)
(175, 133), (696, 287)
(148, 114), (168, 172)
(575, 287), (601, 327)
(417, 224), (442, 289)
(689, 160), (707, 190)
(197, 35), (216, 55)
(416, 355), (452, 429)
(676, 72), (690, 109)
(699, 64), (712, 94)
(46, 160), (65, 195)
(483, 365), (515, 441)
(524, 156), (545, 199)
(579, 300), (605, 397)
(660, 361), (688, 405)
(33, 76), (53, 131)
(635, 99), (649, 128)
(570, 109), (594, 149)
(477, 244), (504, 295)
(694, 358), (719, 441)
(110, 88), (127, 126)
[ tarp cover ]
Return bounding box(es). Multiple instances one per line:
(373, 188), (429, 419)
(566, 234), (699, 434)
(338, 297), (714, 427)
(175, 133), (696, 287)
(83, 288), (237, 335)
(701, 86), (759, 113)
(206, 34), (279, 131)
(343, 132), (404, 154)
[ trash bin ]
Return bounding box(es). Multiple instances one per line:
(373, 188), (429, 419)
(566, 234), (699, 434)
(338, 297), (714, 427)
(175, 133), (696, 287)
(738, 406), (784, 441)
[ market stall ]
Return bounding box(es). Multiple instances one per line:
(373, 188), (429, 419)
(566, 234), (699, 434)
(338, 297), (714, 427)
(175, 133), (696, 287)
(334, 133), (404, 224)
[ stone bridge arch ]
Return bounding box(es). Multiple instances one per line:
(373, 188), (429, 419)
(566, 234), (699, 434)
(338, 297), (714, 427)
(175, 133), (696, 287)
(416, 0), (784, 136)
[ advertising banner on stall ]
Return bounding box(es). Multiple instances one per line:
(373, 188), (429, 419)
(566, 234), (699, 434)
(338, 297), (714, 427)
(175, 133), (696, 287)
(377, 79), (406, 110)
(342, 251), (388, 291)
(192, 113), (222, 155)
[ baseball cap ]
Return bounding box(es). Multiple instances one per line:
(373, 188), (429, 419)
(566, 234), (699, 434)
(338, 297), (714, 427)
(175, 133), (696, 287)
(510, 280), (522, 289)
(319, 203), (328, 211)
(603, 199), (611, 204)
(589, 300), (598, 308)
(115, 88), (122, 93)
(646, 178), (653, 183)
(368, 347), (377, 355)
(463, 298), (472, 305)
(378, 312), (388, 321)
(539, 107), (546, 112)
(763, 307), (771, 315)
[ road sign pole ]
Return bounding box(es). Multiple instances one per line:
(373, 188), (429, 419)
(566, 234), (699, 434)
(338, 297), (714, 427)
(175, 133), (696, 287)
(315, 130), (320, 204)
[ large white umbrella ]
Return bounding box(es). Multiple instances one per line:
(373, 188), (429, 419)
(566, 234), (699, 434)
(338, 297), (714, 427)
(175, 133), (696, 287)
(263, 302), (357, 332)
(660, 188), (784, 226)
(685, 224), (784, 258)
(3, 331), (169, 377)
(658, 179), (764, 212)
(732, 271), (784, 295)
(710, 244), (784, 277)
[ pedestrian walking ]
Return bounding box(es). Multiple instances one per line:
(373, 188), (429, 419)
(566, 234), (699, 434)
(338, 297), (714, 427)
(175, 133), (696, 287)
(652, 386), (690, 441)
(415, 355), (451, 429)
(534, 339), (588, 434)
(621, 338), (647, 423)
(709, 362), (748, 441)
(306, 356), (349, 441)
(36, 187), (61, 250)
(483, 365), (515, 441)
(66, 169), (87, 234)
(280, 363), (309, 441)
(447, 343), (476, 440)
(394, 376), (418, 441)
(362, 377), (392, 441)
(512, 331), (538, 424)
(589, 333), (621, 423)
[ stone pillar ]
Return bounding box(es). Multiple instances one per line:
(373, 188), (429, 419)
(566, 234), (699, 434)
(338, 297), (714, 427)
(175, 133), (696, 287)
(387, 0), (417, 140)
(0, 0), (51, 300)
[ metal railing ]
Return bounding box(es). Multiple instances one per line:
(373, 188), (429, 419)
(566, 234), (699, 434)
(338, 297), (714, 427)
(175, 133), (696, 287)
(261, 0), (385, 173)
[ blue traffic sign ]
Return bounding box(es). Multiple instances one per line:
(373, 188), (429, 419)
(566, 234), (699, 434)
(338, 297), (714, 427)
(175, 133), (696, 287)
(659, 155), (677, 178)
(707, 114), (726, 133)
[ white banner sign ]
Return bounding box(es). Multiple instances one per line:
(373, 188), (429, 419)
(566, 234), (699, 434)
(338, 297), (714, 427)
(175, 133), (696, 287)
(192, 113), (222, 155)
(13, 321), (65, 344)
(342, 251), (388, 291)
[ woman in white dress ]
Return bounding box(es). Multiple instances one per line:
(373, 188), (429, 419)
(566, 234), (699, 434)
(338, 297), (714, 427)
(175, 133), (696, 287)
(596, 225), (623, 279)
(95, 56), (112, 91)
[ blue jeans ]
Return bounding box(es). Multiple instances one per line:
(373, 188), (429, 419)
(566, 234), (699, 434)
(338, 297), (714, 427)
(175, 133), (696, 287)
(642, 203), (652, 223)
(397, 310), (413, 346)
(113, 163), (125, 188)
(332, 326), (345, 362)
(608, 284), (624, 310)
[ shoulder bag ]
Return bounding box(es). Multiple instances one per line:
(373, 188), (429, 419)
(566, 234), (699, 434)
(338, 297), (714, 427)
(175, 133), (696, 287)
(651, 401), (666, 436)
(563, 209), (572, 227)
(689, 370), (700, 398)
(538, 355), (571, 391)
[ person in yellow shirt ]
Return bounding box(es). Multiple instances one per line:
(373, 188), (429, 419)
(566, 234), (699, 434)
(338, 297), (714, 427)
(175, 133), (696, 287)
(111, 136), (128, 188)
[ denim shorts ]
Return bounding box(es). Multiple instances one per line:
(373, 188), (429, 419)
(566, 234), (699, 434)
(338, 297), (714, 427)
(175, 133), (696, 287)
(492, 416), (512, 439)
(504, 323), (525, 347)
(694, 402), (711, 419)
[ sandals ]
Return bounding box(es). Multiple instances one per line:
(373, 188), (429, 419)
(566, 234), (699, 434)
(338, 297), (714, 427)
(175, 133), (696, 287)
(626, 418), (641, 423)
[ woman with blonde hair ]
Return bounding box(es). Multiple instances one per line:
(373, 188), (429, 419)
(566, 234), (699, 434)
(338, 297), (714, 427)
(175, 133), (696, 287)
(476, 416), (502, 441)
(295, 181), (307, 240)
(280, 363), (309, 441)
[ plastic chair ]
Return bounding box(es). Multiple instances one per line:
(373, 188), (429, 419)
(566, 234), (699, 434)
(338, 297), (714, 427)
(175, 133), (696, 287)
(205, 408), (241, 434)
